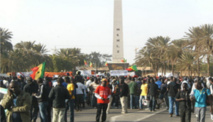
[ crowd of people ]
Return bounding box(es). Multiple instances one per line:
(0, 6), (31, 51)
(0, 71), (213, 122)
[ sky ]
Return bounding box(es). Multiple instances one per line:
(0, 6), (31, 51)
(1, 0), (213, 64)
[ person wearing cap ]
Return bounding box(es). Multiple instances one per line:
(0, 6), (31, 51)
(94, 78), (111, 122)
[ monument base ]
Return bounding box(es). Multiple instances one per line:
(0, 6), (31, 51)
(107, 63), (129, 70)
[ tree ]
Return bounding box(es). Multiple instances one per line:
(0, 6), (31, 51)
(0, 28), (13, 73)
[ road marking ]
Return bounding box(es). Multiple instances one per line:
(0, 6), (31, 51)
(110, 109), (166, 122)
(110, 114), (124, 122)
(134, 109), (166, 122)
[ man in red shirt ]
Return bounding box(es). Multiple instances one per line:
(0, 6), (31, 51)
(95, 78), (111, 122)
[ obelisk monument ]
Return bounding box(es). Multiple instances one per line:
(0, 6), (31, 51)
(108, 0), (128, 70)
(112, 0), (124, 63)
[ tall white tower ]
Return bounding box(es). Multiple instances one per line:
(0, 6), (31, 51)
(112, 0), (124, 63)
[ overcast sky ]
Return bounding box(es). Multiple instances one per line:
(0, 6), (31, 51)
(1, 0), (213, 64)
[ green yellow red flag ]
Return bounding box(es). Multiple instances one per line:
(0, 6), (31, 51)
(30, 62), (46, 80)
(90, 62), (93, 67)
(84, 60), (87, 66)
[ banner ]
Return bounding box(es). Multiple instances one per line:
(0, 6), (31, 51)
(79, 70), (92, 76)
(110, 70), (128, 76)
(108, 63), (129, 70)
(16, 72), (33, 77)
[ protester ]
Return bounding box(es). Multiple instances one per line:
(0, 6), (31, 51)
(23, 77), (39, 122)
(48, 77), (70, 122)
(119, 78), (129, 114)
(106, 78), (114, 114)
(44, 77), (52, 122)
(66, 77), (75, 122)
(148, 78), (158, 112)
(191, 81), (211, 122)
(176, 83), (191, 122)
(1, 81), (32, 122)
(128, 77), (137, 109)
(94, 78), (111, 122)
(33, 78), (49, 122)
(167, 77), (180, 117)
(139, 79), (148, 109)
(90, 77), (100, 108)
(161, 78), (169, 110)
(134, 78), (142, 109)
(76, 78), (86, 111)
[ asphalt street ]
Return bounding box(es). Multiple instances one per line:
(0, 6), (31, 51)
(73, 107), (212, 122)
(36, 106), (212, 122)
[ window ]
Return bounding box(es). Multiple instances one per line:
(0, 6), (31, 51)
(116, 28), (120, 31)
(117, 34), (119, 36)
(116, 45), (119, 48)
(117, 39), (120, 42)
(117, 50), (119, 53)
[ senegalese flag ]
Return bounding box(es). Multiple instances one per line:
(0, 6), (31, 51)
(121, 58), (127, 63)
(90, 62), (93, 67)
(105, 62), (108, 66)
(131, 65), (138, 71)
(30, 62), (46, 80)
(126, 65), (138, 71)
(84, 60), (87, 66)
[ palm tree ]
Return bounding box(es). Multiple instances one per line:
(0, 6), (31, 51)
(177, 51), (195, 76)
(0, 28), (13, 73)
(200, 24), (213, 76)
(185, 27), (203, 76)
(167, 39), (186, 75)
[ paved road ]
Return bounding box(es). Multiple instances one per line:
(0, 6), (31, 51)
(74, 107), (212, 122)
(36, 107), (212, 122)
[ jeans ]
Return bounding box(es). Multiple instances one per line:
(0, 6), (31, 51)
(149, 95), (156, 111)
(130, 95), (135, 109)
(164, 93), (169, 109)
(135, 95), (139, 109)
(31, 104), (39, 122)
(69, 100), (75, 122)
(168, 96), (179, 115)
(196, 107), (206, 122)
(38, 101), (48, 122)
(139, 96), (147, 109)
(96, 103), (108, 122)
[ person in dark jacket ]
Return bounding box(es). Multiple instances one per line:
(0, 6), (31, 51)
(44, 77), (52, 122)
(33, 78), (49, 122)
(48, 77), (70, 122)
(167, 77), (180, 117)
(119, 78), (129, 114)
(148, 78), (158, 112)
(23, 77), (39, 122)
(176, 83), (191, 122)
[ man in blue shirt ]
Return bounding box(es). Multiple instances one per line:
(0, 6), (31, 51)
(155, 78), (162, 89)
(191, 81), (211, 122)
